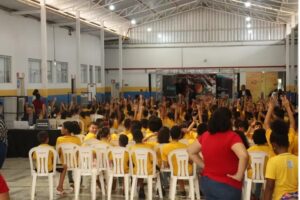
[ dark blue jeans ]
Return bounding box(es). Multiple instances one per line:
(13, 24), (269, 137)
(0, 142), (7, 169)
(201, 176), (241, 200)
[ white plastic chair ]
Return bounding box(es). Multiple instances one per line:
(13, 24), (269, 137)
(90, 143), (110, 196)
(83, 138), (100, 146)
(243, 152), (268, 200)
(179, 138), (189, 145)
(130, 148), (163, 200)
(75, 134), (85, 144)
(168, 149), (200, 200)
(126, 141), (136, 149)
(107, 147), (130, 200)
(29, 146), (57, 200)
(74, 146), (97, 200)
(56, 143), (79, 193)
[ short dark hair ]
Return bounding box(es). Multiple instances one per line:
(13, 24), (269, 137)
(170, 125), (181, 140)
(124, 119), (131, 129)
(142, 110), (149, 118)
(37, 131), (49, 144)
(132, 129), (144, 143)
(63, 121), (81, 135)
(235, 120), (248, 131)
(208, 107), (232, 134)
(252, 128), (267, 145)
(197, 123), (208, 136)
(167, 112), (175, 120)
(141, 119), (148, 129)
(149, 116), (162, 132)
(273, 106), (284, 120)
(97, 127), (110, 139)
(119, 134), (128, 147)
(131, 120), (142, 132)
(157, 127), (170, 144)
(270, 119), (289, 148)
(235, 130), (250, 149)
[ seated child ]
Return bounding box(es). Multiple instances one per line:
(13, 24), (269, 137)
(34, 131), (67, 195)
(264, 120), (298, 200)
(84, 122), (99, 141)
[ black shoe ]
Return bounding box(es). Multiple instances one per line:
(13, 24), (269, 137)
(139, 188), (146, 199)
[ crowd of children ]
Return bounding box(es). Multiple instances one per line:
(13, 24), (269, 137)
(30, 92), (298, 200)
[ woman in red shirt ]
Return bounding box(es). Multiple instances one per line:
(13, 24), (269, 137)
(188, 107), (249, 200)
(0, 174), (9, 200)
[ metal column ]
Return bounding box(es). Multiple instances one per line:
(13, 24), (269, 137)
(100, 21), (105, 97)
(76, 10), (81, 94)
(118, 35), (123, 97)
(290, 27), (295, 91)
(285, 24), (290, 91)
(40, 0), (48, 97)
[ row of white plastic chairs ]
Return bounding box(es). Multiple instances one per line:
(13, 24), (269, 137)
(29, 142), (201, 200)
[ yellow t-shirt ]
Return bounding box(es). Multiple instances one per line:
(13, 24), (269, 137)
(266, 128), (296, 157)
(144, 130), (158, 148)
(163, 118), (176, 129)
(107, 148), (129, 173)
(292, 134), (298, 156)
(265, 153), (298, 200)
(80, 116), (91, 133)
(56, 135), (81, 164)
(129, 143), (154, 175)
(120, 130), (133, 141)
(247, 145), (271, 178)
(32, 144), (54, 172)
(84, 132), (97, 141)
(161, 141), (192, 176)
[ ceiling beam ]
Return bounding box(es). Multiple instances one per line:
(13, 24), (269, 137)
(12, 10), (40, 15)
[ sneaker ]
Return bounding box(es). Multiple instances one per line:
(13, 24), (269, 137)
(139, 188), (146, 199)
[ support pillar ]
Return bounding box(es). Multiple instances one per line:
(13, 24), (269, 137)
(118, 35), (123, 98)
(76, 10), (81, 95)
(100, 21), (105, 99)
(285, 24), (290, 91)
(40, 0), (48, 97)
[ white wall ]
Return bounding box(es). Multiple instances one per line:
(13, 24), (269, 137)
(106, 43), (286, 68)
(105, 42), (287, 88)
(0, 9), (102, 92)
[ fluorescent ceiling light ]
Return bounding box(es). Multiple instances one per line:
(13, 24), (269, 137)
(147, 27), (152, 32)
(109, 5), (115, 11)
(245, 16), (251, 22)
(244, 1), (251, 8)
(131, 19), (136, 25)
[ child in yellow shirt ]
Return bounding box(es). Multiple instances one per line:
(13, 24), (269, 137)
(84, 122), (99, 141)
(56, 121), (81, 190)
(264, 120), (298, 200)
(33, 131), (67, 194)
(97, 127), (111, 146)
(162, 126), (192, 196)
(247, 128), (271, 199)
(120, 119), (133, 141)
(130, 129), (155, 199)
(33, 131), (54, 171)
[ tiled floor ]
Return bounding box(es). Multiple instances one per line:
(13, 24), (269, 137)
(2, 158), (203, 200)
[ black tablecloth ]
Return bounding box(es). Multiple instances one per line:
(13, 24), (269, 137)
(7, 129), (61, 158)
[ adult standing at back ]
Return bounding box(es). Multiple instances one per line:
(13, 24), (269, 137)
(32, 93), (45, 118)
(238, 84), (252, 99)
(188, 107), (249, 200)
